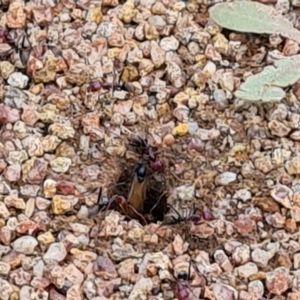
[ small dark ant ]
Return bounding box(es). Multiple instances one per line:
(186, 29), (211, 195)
(128, 134), (164, 173)
(174, 262), (206, 300)
(165, 204), (214, 225)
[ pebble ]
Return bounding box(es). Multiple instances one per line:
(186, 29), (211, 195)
(172, 123), (188, 136)
(248, 280), (264, 298)
(150, 252), (171, 270)
(94, 255), (118, 279)
(43, 179), (57, 198)
(214, 249), (233, 272)
(49, 123), (75, 139)
(52, 195), (77, 215)
(118, 259), (135, 280)
(133, 277), (153, 293)
(213, 89), (228, 108)
(4, 164), (21, 183)
(215, 172), (237, 185)
(97, 22), (116, 38)
(172, 235), (188, 255)
(176, 184), (195, 201)
(213, 283), (238, 300)
(251, 248), (271, 268)
(203, 61), (216, 77)
(12, 236), (38, 255)
(7, 72), (29, 89)
(270, 184), (293, 208)
(43, 243), (67, 262)
(4, 87), (28, 109)
(232, 245), (250, 265)
(160, 36), (179, 51)
(291, 206), (300, 222)
(70, 223), (90, 235)
(234, 262), (258, 278)
(0, 261), (11, 275)
(66, 284), (82, 300)
(188, 121), (199, 135)
(197, 128), (220, 140)
(0, 279), (13, 300)
(148, 15), (166, 30)
(0, 2), (297, 300)
(268, 120), (291, 137)
(0, 61), (14, 79)
(0, 203), (10, 219)
(64, 263), (84, 285)
(50, 157), (72, 173)
(285, 156), (300, 175)
(33, 260), (44, 278)
(37, 232), (55, 247)
(233, 189), (251, 202)
(140, 0), (156, 5)
(266, 267), (289, 295)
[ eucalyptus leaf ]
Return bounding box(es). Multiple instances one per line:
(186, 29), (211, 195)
(235, 55), (300, 102)
(209, 2), (300, 44)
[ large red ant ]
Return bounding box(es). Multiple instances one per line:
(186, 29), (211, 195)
(98, 161), (150, 225)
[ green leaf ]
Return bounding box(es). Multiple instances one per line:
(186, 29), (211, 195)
(234, 55), (300, 101)
(209, 2), (300, 44)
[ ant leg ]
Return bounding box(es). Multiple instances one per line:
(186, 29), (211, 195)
(164, 204), (184, 224)
(176, 265), (202, 300)
(149, 191), (167, 216)
(88, 188), (104, 218)
(100, 195), (118, 212)
(190, 260), (207, 287)
(126, 205), (148, 225)
(97, 187), (102, 205)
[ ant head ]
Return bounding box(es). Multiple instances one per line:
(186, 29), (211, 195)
(177, 270), (188, 281)
(135, 161), (146, 182)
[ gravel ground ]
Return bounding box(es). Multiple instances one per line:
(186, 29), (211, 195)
(1, 0), (300, 299)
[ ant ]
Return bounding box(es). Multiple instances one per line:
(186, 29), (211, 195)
(165, 203), (214, 225)
(176, 273), (190, 300)
(96, 161), (150, 225)
(173, 261), (206, 300)
(127, 134), (164, 173)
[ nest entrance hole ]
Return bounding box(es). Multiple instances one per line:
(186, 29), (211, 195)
(109, 165), (167, 222)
